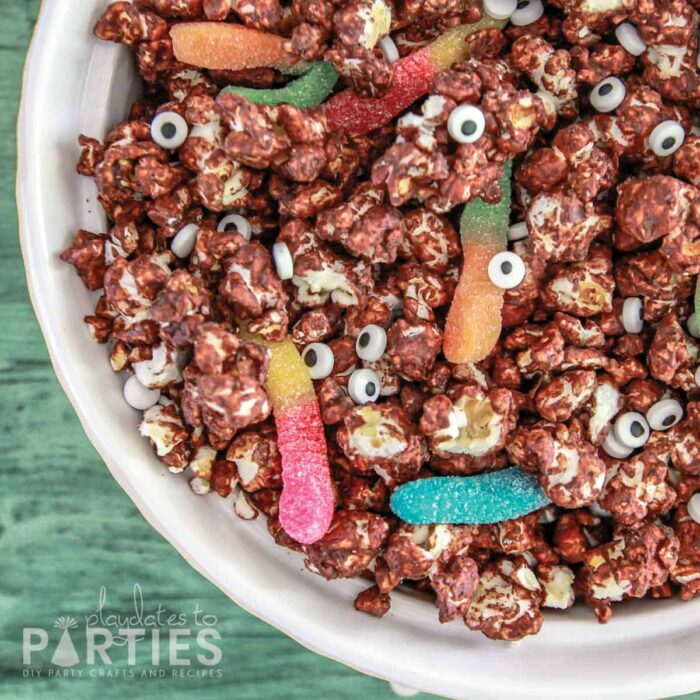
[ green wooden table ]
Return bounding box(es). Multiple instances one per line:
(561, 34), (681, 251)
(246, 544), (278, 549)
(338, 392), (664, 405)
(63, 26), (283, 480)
(0, 2), (698, 699)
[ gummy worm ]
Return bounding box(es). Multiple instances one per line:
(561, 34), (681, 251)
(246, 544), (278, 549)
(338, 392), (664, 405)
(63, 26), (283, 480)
(443, 162), (512, 364)
(171, 22), (297, 72)
(220, 62), (339, 109)
(240, 325), (334, 544)
(389, 468), (551, 525)
(324, 16), (506, 135)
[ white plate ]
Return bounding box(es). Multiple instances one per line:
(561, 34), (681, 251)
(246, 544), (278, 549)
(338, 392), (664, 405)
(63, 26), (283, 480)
(17, 1), (700, 698)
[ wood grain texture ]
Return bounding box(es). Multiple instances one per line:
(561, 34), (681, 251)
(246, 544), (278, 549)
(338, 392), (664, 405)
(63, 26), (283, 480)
(0, 2), (697, 699)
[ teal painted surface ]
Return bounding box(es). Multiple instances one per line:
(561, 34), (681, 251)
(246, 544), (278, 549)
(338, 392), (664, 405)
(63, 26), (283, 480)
(0, 2), (698, 699)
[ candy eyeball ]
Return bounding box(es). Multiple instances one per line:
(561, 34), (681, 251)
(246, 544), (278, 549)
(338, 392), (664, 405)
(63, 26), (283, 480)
(356, 324), (387, 362)
(646, 399), (684, 431)
(484, 0), (518, 20)
(378, 36), (400, 64)
(510, 0), (544, 26)
(687, 312), (700, 339)
(348, 368), (381, 404)
(696, 365), (700, 388)
(447, 104), (486, 144)
(507, 221), (529, 242)
(602, 429), (634, 459)
(622, 297), (644, 334)
(151, 111), (189, 150)
(272, 241), (294, 280)
(301, 343), (335, 380)
(590, 77), (626, 113)
(648, 120), (685, 157)
(171, 223), (199, 259)
(217, 213), (252, 239)
(124, 375), (161, 411)
(615, 22), (647, 57)
(613, 411), (650, 449)
(689, 493), (700, 524)
(487, 251), (525, 289)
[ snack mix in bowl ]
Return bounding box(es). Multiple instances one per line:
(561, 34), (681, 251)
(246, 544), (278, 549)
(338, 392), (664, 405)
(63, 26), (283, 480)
(60, 0), (700, 642)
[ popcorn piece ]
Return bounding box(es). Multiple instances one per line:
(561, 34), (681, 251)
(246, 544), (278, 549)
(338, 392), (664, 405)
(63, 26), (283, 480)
(95, 2), (169, 47)
(526, 189), (612, 263)
(336, 403), (428, 485)
(303, 510), (391, 579)
(400, 208), (461, 273)
(648, 313), (697, 389)
(671, 505), (700, 600)
(316, 183), (404, 263)
(553, 510), (606, 564)
(219, 242), (289, 341)
(226, 430), (283, 492)
(541, 247), (615, 317)
(538, 564), (576, 609)
(512, 421), (606, 508)
(578, 523), (680, 622)
(465, 558), (544, 641)
(420, 385), (516, 459)
(60, 230), (107, 291)
(181, 323), (271, 448)
(140, 399), (190, 468)
(387, 319), (442, 381)
(132, 342), (186, 389)
(510, 35), (578, 118)
(600, 453), (677, 525)
(534, 369), (596, 422)
(584, 376), (621, 445)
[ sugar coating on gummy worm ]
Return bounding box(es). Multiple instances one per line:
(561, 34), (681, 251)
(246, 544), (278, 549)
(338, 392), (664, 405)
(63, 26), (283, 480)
(221, 62), (339, 109)
(325, 16), (506, 135)
(275, 399), (333, 544)
(171, 22), (295, 71)
(240, 328), (333, 545)
(390, 468), (552, 525)
(444, 163), (513, 364)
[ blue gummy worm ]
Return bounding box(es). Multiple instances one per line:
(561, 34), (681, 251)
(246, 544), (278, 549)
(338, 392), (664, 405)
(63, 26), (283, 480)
(389, 468), (551, 525)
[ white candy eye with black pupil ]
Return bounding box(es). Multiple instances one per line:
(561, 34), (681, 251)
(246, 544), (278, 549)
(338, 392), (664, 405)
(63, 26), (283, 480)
(356, 324), (387, 362)
(488, 251), (525, 289)
(348, 368), (381, 404)
(510, 0), (544, 26)
(646, 399), (683, 431)
(447, 104), (486, 144)
(590, 77), (626, 113)
(151, 111), (189, 150)
(484, 0), (517, 19)
(217, 213), (252, 239)
(613, 411), (650, 449)
(602, 430), (634, 459)
(648, 120), (685, 157)
(622, 297), (644, 334)
(302, 343), (334, 380)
